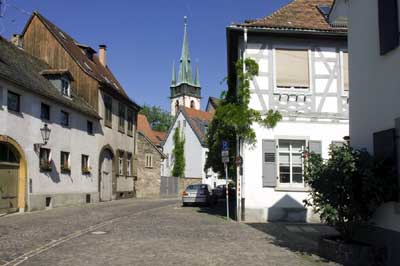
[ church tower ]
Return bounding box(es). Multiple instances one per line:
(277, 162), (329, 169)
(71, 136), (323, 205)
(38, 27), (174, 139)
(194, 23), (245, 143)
(170, 16), (201, 116)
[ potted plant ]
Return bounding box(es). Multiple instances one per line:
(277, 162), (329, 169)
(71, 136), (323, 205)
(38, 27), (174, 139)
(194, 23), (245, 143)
(40, 159), (52, 172)
(303, 145), (397, 265)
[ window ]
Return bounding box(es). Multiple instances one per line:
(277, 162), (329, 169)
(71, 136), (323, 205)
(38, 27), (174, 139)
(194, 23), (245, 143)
(177, 121), (181, 128)
(342, 52), (349, 92)
(118, 151), (124, 175)
(39, 148), (51, 171)
(87, 120), (93, 135)
(145, 154), (153, 168)
(275, 49), (309, 89)
(41, 103), (50, 120)
(60, 151), (70, 172)
(60, 111), (69, 127)
(81, 155), (90, 174)
(175, 100), (179, 114)
(7, 91), (20, 112)
(104, 95), (112, 127)
(127, 109), (134, 136)
(61, 78), (70, 97)
(127, 153), (132, 176)
(0, 143), (18, 163)
(190, 100), (195, 108)
(278, 140), (305, 185)
(378, 0), (399, 55)
(183, 120), (186, 127)
(118, 103), (125, 132)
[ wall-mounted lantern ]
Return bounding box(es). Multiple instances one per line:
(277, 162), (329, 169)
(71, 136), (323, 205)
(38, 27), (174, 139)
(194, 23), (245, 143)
(34, 124), (51, 152)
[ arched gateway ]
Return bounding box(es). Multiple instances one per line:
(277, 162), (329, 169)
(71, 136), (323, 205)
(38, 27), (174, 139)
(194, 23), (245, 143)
(99, 146), (114, 201)
(0, 136), (27, 214)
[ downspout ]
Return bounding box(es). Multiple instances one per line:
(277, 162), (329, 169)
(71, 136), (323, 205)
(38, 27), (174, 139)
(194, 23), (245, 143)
(237, 27), (248, 222)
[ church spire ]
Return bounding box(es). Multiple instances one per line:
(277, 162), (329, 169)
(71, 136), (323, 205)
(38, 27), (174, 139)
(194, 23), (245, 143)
(171, 61), (176, 86)
(194, 63), (200, 87)
(178, 16), (193, 85)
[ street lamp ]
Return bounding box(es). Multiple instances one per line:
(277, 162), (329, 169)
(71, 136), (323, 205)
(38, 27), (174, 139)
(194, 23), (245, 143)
(40, 124), (51, 145)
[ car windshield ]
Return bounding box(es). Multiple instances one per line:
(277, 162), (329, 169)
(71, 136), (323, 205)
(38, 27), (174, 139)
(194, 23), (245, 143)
(187, 184), (207, 190)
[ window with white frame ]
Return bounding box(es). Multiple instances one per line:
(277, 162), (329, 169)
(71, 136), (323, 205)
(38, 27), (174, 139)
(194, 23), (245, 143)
(278, 140), (305, 185)
(126, 153), (132, 176)
(60, 151), (70, 172)
(145, 154), (153, 168)
(81, 154), (90, 174)
(61, 78), (70, 97)
(39, 148), (51, 171)
(275, 48), (310, 89)
(118, 152), (124, 176)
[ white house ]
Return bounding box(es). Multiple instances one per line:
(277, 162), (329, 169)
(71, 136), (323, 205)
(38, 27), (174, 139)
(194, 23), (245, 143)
(0, 36), (101, 213)
(162, 107), (223, 188)
(331, 0), (400, 264)
(226, 0), (349, 222)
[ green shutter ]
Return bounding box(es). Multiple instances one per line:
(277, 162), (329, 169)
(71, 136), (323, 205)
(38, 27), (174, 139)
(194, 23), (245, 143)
(262, 139), (277, 187)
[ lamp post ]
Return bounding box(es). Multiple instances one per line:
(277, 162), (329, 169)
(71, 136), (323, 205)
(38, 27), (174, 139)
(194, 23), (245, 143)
(40, 124), (51, 145)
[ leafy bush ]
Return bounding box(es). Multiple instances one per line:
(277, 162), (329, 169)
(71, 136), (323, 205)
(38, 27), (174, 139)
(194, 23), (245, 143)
(304, 144), (398, 241)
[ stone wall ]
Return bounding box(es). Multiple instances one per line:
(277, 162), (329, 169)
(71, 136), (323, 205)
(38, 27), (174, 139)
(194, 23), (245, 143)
(136, 134), (162, 198)
(178, 177), (201, 196)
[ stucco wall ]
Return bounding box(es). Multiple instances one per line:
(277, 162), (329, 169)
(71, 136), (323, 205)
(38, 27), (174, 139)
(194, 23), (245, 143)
(97, 90), (136, 198)
(0, 79), (100, 211)
(162, 112), (203, 180)
(136, 133), (162, 198)
(348, 0), (400, 152)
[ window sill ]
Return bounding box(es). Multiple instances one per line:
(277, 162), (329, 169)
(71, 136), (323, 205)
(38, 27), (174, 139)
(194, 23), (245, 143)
(104, 122), (112, 129)
(274, 186), (310, 192)
(274, 87), (311, 95)
(127, 131), (133, 137)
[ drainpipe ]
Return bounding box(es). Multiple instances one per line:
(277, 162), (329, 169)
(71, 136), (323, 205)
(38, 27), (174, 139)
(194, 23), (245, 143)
(237, 28), (248, 222)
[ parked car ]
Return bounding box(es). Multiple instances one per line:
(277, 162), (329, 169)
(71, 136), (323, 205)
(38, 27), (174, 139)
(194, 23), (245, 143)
(214, 185), (226, 199)
(182, 184), (216, 206)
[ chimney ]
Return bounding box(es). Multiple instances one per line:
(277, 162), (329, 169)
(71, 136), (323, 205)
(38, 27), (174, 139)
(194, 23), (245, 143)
(98, 44), (107, 67)
(10, 34), (23, 49)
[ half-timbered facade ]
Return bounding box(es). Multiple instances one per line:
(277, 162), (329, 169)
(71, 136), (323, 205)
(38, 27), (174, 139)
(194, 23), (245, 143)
(19, 12), (140, 201)
(227, 0), (349, 222)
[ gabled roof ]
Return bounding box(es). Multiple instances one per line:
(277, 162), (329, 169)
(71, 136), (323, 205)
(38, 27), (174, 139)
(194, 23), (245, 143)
(137, 114), (166, 158)
(0, 35), (100, 119)
(234, 0), (347, 33)
(22, 12), (140, 110)
(182, 107), (213, 146)
(206, 97), (220, 110)
(137, 114), (164, 146)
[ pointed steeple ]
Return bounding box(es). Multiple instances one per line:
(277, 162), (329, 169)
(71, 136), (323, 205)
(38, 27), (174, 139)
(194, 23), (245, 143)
(178, 16), (193, 85)
(171, 61), (176, 86)
(194, 63), (200, 87)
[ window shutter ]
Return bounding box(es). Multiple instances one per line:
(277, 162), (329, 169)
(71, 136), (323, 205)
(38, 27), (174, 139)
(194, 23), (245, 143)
(123, 152), (128, 176)
(276, 49), (309, 88)
(309, 140), (322, 155)
(378, 0), (400, 55)
(373, 128), (397, 161)
(262, 140), (277, 187)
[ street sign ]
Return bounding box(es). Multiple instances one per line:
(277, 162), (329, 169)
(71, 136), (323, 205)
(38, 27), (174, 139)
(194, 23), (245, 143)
(222, 156), (229, 163)
(222, 140), (229, 151)
(221, 150), (229, 157)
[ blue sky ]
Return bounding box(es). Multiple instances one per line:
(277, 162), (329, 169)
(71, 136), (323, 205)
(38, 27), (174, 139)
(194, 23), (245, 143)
(0, 0), (290, 111)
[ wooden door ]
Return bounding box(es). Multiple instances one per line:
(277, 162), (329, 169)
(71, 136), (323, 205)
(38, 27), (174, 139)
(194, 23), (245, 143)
(100, 150), (113, 201)
(0, 163), (19, 214)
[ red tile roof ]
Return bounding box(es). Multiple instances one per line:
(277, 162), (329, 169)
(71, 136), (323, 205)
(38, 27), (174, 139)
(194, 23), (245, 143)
(153, 131), (166, 143)
(237, 0), (347, 33)
(137, 114), (164, 146)
(24, 12), (139, 109)
(181, 107), (213, 145)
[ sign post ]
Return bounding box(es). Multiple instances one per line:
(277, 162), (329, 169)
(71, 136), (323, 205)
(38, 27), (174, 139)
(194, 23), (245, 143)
(221, 140), (229, 221)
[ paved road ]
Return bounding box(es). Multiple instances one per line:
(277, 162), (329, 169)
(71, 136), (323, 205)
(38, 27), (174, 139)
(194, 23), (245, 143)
(0, 199), (332, 266)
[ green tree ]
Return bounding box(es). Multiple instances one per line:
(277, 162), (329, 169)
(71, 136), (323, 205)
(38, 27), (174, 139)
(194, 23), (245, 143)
(205, 58), (282, 178)
(140, 105), (173, 132)
(172, 127), (185, 177)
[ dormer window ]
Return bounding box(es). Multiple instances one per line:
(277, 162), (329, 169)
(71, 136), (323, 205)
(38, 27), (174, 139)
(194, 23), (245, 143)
(61, 78), (70, 97)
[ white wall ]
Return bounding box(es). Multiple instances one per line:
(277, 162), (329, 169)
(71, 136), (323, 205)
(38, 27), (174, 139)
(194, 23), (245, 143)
(238, 35), (349, 222)
(170, 95), (201, 116)
(348, 0), (400, 152)
(0, 80), (99, 198)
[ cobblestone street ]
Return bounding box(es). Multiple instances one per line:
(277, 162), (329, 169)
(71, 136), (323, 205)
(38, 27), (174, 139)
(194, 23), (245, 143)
(0, 199), (334, 266)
